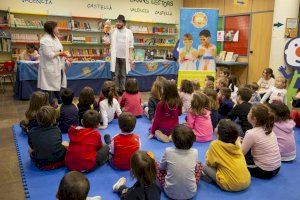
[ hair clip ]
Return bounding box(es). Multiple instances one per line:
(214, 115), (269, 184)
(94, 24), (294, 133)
(147, 151), (155, 160)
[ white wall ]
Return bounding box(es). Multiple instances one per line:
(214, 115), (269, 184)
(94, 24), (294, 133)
(0, 0), (183, 23)
(269, 0), (300, 77)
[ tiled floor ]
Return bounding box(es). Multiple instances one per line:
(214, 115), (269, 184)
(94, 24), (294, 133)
(0, 84), (149, 200)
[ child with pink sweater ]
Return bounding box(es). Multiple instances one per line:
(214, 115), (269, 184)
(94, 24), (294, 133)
(187, 92), (213, 142)
(119, 78), (143, 117)
(269, 102), (296, 161)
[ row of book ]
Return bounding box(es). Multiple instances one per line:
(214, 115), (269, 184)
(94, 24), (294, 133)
(72, 36), (99, 43)
(71, 48), (100, 56)
(0, 38), (11, 52)
(217, 51), (239, 62)
(0, 15), (8, 24)
(0, 30), (10, 37)
(134, 37), (175, 45)
(11, 33), (40, 43)
(129, 26), (177, 34)
(134, 48), (173, 61)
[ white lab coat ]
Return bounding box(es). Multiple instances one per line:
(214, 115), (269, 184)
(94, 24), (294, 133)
(110, 27), (134, 74)
(37, 33), (67, 91)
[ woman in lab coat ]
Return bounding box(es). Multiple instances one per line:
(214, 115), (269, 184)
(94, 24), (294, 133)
(38, 21), (69, 107)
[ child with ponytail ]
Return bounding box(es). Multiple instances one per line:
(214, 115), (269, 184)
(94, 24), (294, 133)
(99, 81), (122, 129)
(241, 104), (281, 179)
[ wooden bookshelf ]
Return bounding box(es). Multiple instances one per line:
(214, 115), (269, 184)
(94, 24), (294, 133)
(1, 10), (178, 61)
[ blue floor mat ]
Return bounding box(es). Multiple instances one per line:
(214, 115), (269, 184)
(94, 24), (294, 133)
(12, 116), (300, 200)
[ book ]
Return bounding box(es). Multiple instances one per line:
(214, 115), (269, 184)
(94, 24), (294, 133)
(225, 52), (234, 62)
(134, 49), (145, 61)
(219, 51), (226, 61)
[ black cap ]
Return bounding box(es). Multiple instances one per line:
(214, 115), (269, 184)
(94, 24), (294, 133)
(117, 14), (125, 23)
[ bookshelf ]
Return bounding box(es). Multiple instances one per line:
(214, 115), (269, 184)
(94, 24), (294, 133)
(0, 10), (178, 61)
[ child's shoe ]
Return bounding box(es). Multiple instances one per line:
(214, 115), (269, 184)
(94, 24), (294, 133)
(113, 177), (126, 192)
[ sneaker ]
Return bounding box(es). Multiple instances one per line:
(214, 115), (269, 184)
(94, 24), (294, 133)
(155, 130), (170, 143)
(104, 134), (111, 144)
(113, 177), (126, 192)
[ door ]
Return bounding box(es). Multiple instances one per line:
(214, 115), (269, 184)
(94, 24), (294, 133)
(248, 12), (274, 83)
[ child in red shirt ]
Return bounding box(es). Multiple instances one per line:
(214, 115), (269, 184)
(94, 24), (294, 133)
(119, 78), (143, 117)
(105, 112), (140, 170)
(65, 110), (109, 172)
(150, 80), (182, 143)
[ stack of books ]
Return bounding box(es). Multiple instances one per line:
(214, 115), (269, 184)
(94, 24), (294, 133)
(11, 33), (40, 43)
(72, 35), (98, 43)
(71, 20), (92, 31)
(0, 38), (11, 52)
(57, 20), (71, 30)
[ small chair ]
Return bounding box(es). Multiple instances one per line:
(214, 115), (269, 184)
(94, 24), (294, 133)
(0, 61), (15, 93)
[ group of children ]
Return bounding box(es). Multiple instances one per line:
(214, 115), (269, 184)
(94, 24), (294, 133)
(20, 66), (298, 200)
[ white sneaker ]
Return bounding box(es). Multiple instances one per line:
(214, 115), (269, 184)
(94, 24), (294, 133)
(113, 177), (126, 192)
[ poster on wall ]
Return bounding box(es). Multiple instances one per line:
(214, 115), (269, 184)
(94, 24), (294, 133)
(285, 18), (298, 38)
(178, 8), (218, 86)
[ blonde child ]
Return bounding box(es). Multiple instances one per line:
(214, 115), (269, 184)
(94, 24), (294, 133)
(99, 81), (122, 129)
(203, 119), (251, 191)
(269, 102), (296, 161)
(218, 67), (230, 79)
(204, 75), (215, 90)
(261, 76), (287, 104)
(203, 88), (219, 129)
(77, 87), (99, 126)
(179, 33), (198, 70)
(180, 79), (194, 113)
(257, 68), (275, 94)
(157, 125), (202, 199)
(216, 77), (229, 92)
(242, 104), (281, 179)
(119, 78), (143, 117)
(187, 92), (213, 142)
(20, 91), (49, 133)
(149, 80), (182, 143)
(112, 151), (160, 199)
(144, 78), (164, 121)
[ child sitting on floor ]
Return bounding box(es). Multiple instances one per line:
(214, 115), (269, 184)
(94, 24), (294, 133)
(186, 92), (213, 142)
(291, 89), (300, 127)
(247, 82), (261, 105)
(98, 80), (119, 104)
(261, 76), (287, 104)
(112, 151), (161, 199)
(179, 79), (194, 113)
(77, 87), (99, 126)
(149, 80), (182, 143)
(105, 112), (140, 170)
(218, 67), (230, 79)
(157, 125), (202, 200)
(144, 78), (164, 121)
(203, 88), (219, 129)
(228, 75), (239, 103)
(99, 81), (122, 129)
(269, 102), (296, 162)
(65, 110), (109, 172)
(242, 104), (281, 179)
(57, 171), (102, 200)
(257, 68), (275, 95)
(192, 79), (201, 92)
(228, 87), (253, 137)
(20, 91), (49, 133)
(119, 78), (143, 117)
(202, 119), (251, 191)
(204, 75), (215, 90)
(218, 87), (234, 120)
(28, 106), (67, 170)
(216, 77), (229, 93)
(58, 88), (79, 133)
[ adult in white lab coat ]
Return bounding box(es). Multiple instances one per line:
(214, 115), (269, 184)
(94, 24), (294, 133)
(38, 21), (69, 106)
(110, 14), (134, 94)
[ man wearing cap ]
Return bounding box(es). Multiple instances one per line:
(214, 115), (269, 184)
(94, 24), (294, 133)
(110, 14), (134, 94)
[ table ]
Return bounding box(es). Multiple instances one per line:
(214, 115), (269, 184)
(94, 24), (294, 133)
(14, 60), (179, 100)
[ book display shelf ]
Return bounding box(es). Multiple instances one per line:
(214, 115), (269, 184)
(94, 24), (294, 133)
(0, 10), (178, 61)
